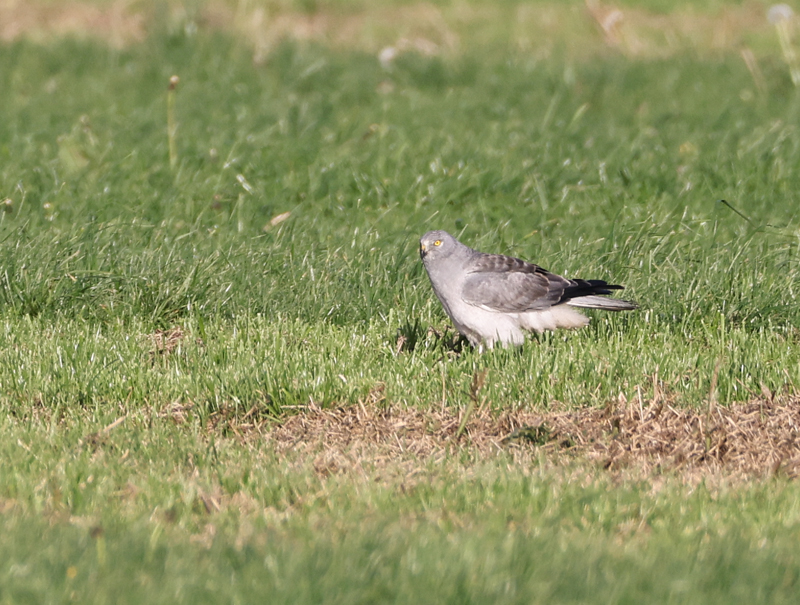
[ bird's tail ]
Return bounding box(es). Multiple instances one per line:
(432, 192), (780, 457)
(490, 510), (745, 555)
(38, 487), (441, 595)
(566, 295), (638, 311)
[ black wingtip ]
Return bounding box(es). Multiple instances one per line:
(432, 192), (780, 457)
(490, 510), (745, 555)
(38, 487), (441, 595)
(567, 279), (625, 298)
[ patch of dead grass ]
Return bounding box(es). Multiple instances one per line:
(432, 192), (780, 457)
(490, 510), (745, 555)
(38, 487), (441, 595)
(266, 396), (800, 482)
(582, 0), (773, 57)
(0, 0), (784, 62)
(210, 0), (779, 61)
(203, 1), (461, 63)
(0, 0), (146, 46)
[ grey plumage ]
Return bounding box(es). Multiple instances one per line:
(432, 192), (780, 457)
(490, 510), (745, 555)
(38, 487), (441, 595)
(419, 230), (637, 350)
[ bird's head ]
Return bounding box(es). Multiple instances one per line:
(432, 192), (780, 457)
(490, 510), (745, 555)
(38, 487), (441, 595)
(419, 230), (458, 262)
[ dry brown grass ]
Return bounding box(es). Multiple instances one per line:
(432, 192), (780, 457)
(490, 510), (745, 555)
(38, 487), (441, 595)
(209, 0), (779, 61)
(583, 0), (773, 57)
(265, 395), (800, 482)
(0, 0), (782, 61)
(0, 0), (146, 46)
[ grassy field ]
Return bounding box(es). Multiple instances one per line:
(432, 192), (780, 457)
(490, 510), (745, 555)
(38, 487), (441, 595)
(2, 0), (800, 602)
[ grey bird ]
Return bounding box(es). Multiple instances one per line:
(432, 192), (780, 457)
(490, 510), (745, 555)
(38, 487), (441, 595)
(419, 230), (637, 350)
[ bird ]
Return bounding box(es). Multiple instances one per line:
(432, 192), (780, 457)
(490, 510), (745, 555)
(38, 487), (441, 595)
(419, 230), (637, 350)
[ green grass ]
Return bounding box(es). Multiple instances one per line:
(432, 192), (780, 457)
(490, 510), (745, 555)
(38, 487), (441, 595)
(2, 1), (800, 601)
(3, 422), (800, 603)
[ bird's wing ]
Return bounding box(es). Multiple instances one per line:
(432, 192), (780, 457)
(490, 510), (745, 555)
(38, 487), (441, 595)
(461, 254), (571, 312)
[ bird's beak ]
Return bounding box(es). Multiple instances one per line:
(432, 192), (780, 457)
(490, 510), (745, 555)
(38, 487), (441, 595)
(419, 242), (427, 259)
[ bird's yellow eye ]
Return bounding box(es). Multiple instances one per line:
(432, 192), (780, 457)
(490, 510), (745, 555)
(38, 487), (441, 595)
(434, 240), (442, 246)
